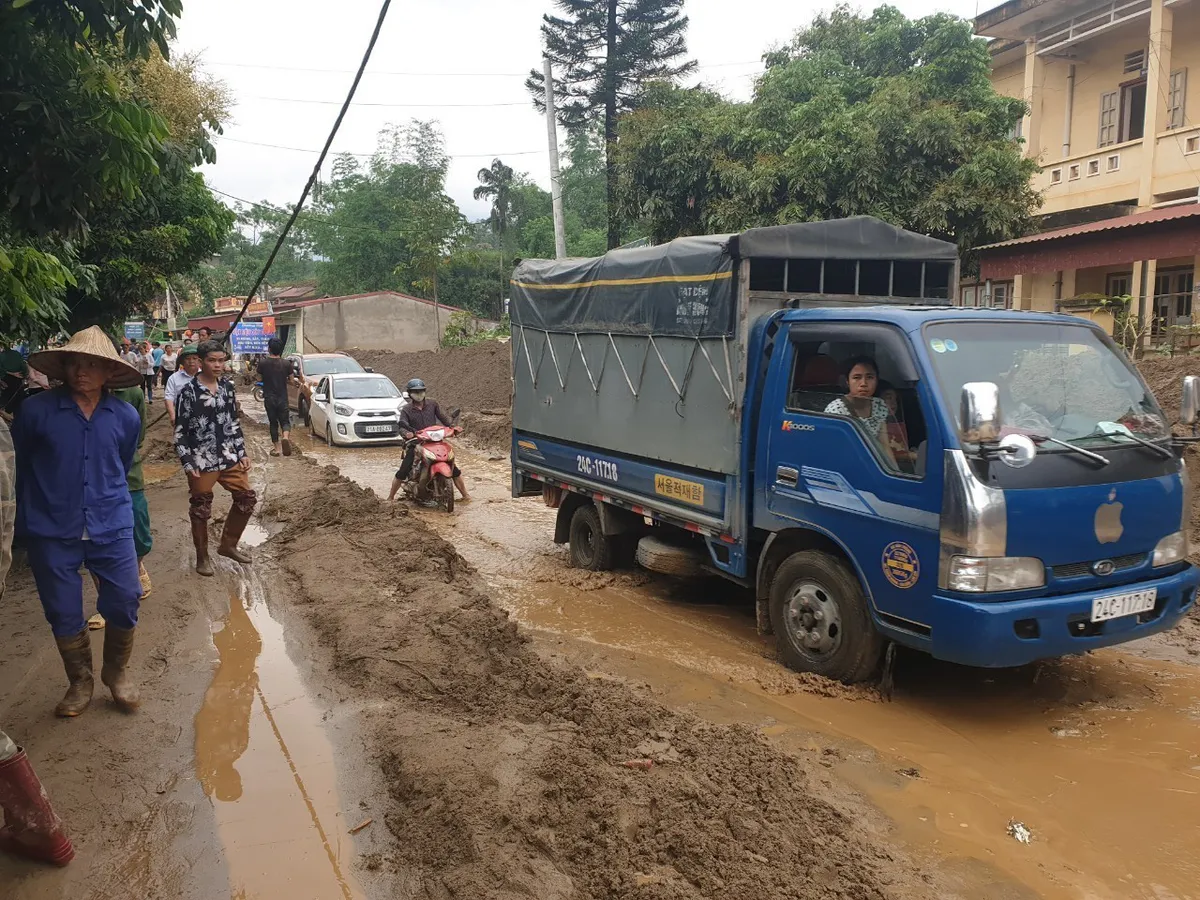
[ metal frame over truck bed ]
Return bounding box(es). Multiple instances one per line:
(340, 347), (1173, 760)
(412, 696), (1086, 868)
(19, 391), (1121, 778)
(510, 216), (961, 554)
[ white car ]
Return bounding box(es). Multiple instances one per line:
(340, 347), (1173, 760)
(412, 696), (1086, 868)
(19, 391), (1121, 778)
(309, 372), (408, 446)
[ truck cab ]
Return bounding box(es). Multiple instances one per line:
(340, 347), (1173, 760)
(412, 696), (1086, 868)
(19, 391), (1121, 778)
(749, 307), (1196, 679)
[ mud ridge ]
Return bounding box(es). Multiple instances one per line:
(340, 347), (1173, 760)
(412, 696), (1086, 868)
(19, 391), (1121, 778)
(259, 466), (928, 898)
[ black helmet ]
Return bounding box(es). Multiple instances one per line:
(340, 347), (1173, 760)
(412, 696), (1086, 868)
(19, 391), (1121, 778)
(406, 378), (426, 393)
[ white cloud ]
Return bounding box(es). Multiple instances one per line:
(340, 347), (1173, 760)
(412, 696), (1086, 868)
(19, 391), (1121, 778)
(177, 0), (967, 221)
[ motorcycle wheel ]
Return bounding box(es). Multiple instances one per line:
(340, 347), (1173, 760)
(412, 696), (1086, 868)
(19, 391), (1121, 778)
(436, 474), (454, 513)
(252, 386), (264, 402)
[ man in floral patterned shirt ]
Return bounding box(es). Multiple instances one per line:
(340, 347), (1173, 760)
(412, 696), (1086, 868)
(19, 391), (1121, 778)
(174, 341), (257, 576)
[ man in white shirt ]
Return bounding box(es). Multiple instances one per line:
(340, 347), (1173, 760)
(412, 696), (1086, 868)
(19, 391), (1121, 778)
(164, 345), (202, 424)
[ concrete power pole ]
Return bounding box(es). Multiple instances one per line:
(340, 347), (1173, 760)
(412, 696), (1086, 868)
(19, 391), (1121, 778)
(542, 58), (568, 260)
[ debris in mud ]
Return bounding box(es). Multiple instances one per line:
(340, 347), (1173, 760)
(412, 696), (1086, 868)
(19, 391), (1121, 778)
(1007, 819), (1033, 844)
(621, 758), (655, 770)
(634, 738), (681, 764)
(896, 767), (921, 779)
(349, 818), (373, 834)
(1049, 726), (1083, 738)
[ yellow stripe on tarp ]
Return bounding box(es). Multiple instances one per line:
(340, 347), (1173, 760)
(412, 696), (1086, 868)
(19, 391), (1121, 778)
(510, 270), (733, 291)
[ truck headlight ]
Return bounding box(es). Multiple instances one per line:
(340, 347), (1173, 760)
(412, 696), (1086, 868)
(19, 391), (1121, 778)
(1152, 531), (1189, 567)
(334, 403), (353, 417)
(948, 556), (1045, 593)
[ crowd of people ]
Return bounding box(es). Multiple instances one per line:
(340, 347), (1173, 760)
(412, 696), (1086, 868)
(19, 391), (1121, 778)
(0, 323), (253, 868)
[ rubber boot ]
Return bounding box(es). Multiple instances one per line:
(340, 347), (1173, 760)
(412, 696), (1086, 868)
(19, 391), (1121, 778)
(53, 631), (93, 718)
(218, 506), (254, 564)
(192, 519), (214, 577)
(0, 749), (74, 866)
(100, 626), (139, 713)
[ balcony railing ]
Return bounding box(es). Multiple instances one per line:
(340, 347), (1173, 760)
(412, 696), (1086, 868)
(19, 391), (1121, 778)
(1035, 141), (1142, 212)
(1036, 0), (1151, 56)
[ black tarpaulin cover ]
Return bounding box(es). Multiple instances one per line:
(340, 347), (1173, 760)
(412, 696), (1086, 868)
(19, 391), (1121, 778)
(510, 216), (957, 337)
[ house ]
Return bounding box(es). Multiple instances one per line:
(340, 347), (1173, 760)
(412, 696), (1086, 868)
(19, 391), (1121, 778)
(244, 290), (493, 355)
(967, 0), (1200, 340)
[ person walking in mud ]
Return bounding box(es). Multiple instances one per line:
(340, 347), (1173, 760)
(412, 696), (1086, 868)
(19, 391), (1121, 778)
(13, 327), (145, 716)
(256, 337), (292, 457)
(387, 378), (471, 504)
(164, 344), (201, 425)
(174, 340), (257, 576)
(0, 415), (75, 866)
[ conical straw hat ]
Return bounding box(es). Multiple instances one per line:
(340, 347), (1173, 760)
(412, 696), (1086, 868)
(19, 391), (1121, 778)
(28, 326), (144, 389)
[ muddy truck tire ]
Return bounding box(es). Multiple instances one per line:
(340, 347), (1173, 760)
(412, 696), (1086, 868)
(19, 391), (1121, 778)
(568, 505), (615, 571)
(636, 535), (705, 578)
(769, 550), (884, 684)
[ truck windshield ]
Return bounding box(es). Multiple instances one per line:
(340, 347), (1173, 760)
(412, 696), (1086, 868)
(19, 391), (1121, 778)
(925, 321), (1167, 449)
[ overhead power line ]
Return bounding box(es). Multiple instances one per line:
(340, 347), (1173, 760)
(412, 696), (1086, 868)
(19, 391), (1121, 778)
(215, 135), (542, 158)
(246, 95), (529, 108)
(206, 58), (764, 77)
(225, 0), (394, 338)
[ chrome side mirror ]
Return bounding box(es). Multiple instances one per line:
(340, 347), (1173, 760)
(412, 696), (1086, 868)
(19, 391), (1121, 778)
(960, 382), (1002, 443)
(1181, 376), (1200, 426)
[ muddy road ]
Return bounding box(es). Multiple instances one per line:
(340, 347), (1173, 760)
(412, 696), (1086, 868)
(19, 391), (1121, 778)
(296, 427), (1200, 900)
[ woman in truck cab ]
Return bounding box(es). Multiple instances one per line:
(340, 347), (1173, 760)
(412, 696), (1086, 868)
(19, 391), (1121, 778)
(824, 356), (898, 468)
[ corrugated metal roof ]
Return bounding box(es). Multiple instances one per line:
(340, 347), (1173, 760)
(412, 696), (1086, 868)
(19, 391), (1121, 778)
(976, 204), (1200, 252)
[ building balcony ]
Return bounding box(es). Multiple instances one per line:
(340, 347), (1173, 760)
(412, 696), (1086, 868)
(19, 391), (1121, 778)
(1152, 124), (1200, 197)
(1035, 140), (1143, 214)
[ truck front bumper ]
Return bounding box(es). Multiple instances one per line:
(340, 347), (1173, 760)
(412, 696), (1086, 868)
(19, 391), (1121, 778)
(925, 565), (1199, 668)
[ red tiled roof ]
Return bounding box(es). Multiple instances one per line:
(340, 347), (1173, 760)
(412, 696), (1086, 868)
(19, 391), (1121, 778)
(977, 204), (1200, 251)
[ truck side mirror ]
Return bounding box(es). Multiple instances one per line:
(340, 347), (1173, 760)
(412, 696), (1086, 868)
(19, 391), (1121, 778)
(1181, 376), (1200, 426)
(960, 382), (1002, 443)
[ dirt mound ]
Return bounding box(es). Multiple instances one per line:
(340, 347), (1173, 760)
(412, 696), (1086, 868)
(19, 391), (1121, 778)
(353, 342), (512, 413)
(1138, 354), (1200, 426)
(264, 470), (927, 899)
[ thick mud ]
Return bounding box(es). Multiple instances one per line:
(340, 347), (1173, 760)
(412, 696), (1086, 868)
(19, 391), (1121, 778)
(292, 426), (1200, 900)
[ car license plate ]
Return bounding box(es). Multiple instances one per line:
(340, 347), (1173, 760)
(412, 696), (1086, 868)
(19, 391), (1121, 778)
(364, 424), (392, 434)
(1090, 588), (1156, 623)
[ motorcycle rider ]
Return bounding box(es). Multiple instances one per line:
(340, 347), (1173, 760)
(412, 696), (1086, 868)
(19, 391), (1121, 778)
(387, 378), (471, 503)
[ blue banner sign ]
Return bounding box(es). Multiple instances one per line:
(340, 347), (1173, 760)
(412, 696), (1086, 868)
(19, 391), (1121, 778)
(230, 322), (269, 354)
(124, 321), (145, 340)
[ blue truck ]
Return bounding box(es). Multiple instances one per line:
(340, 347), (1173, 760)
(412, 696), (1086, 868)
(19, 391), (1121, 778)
(509, 217), (1199, 682)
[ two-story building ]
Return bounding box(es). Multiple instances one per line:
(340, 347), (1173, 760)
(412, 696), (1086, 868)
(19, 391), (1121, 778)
(967, 0), (1200, 338)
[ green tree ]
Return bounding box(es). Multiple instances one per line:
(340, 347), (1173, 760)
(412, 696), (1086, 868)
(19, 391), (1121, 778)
(527, 0), (696, 249)
(473, 159), (516, 255)
(616, 5), (1039, 254)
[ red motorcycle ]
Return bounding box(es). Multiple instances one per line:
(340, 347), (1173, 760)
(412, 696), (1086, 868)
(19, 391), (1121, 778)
(403, 423), (462, 512)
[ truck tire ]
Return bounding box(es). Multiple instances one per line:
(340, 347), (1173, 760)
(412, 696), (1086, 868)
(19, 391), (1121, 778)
(636, 535), (705, 578)
(768, 550), (884, 684)
(569, 505), (614, 571)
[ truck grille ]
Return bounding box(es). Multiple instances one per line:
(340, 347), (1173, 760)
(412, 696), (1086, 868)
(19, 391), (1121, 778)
(1052, 553), (1146, 579)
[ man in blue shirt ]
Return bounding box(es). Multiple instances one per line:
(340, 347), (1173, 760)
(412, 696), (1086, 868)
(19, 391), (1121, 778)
(16, 327), (145, 717)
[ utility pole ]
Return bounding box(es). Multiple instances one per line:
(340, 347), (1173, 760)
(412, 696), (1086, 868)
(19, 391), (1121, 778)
(542, 57), (567, 260)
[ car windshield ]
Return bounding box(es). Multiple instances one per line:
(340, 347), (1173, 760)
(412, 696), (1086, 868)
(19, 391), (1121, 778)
(304, 356), (363, 377)
(334, 377), (400, 400)
(925, 321), (1167, 449)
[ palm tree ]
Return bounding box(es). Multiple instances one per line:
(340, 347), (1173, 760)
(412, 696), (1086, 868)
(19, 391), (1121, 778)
(473, 158), (515, 253)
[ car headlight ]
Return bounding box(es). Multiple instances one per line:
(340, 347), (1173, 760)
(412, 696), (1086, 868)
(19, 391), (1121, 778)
(1152, 531), (1189, 567)
(334, 403), (353, 417)
(948, 556), (1045, 593)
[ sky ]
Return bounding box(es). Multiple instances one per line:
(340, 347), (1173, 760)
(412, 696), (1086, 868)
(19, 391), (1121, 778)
(175, 0), (978, 222)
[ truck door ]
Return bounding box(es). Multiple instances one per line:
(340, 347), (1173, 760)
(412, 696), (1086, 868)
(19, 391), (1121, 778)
(760, 323), (944, 634)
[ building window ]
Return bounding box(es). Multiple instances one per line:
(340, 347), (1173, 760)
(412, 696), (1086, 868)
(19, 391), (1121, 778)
(1168, 69), (1188, 130)
(1187, 135), (1200, 155)
(1050, 168), (1063, 184)
(1068, 163), (1081, 180)
(1107, 154), (1121, 172)
(1154, 269), (1195, 331)
(990, 282), (1013, 309)
(1120, 80), (1148, 142)
(1123, 49), (1146, 75)
(960, 286), (977, 307)
(1099, 91), (1119, 147)
(1008, 118), (1023, 142)
(1106, 272), (1132, 298)
(1087, 159), (1101, 176)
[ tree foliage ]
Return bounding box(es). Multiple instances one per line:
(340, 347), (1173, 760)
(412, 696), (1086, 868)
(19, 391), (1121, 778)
(527, 0), (696, 249)
(0, 0), (235, 340)
(615, 5), (1040, 254)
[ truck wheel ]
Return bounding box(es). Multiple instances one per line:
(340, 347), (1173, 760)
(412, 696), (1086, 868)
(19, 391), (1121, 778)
(769, 551), (883, 684)
(636, 535), (705, 578)
(569, 505), (614, 571)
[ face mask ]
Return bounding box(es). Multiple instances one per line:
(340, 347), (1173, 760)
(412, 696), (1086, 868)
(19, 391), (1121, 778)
(410, 392), (426, 402)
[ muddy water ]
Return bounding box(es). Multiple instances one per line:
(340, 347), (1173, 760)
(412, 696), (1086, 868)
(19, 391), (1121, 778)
(192, 458), (367, 900)
(299, 433), (1200, 900)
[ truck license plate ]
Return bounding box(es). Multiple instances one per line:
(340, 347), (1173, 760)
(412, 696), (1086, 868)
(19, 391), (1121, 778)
(1090, 588), (1156, 623)
(364, 424), (392, 434)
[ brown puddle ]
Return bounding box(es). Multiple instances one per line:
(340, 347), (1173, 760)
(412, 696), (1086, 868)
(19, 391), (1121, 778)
(300, 436), (1200, 900)
(194, 562), (365, 900)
